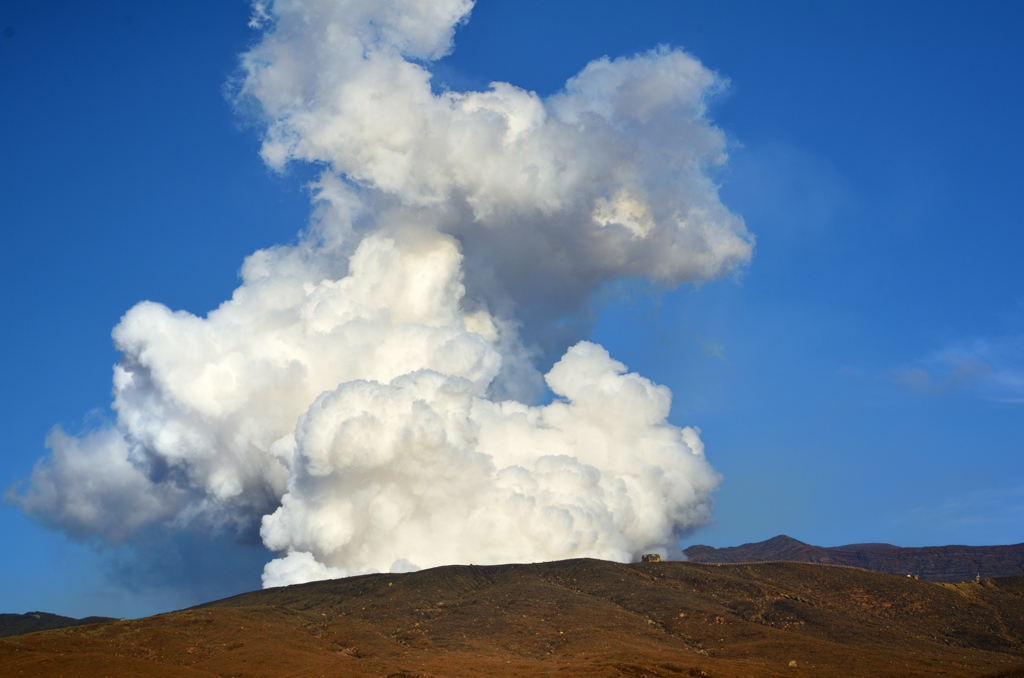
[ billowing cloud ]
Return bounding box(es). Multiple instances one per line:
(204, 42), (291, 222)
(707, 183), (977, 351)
(9, 0), (750, 587)
(260, 342), (718, 585)
(236, 0), (750, 347)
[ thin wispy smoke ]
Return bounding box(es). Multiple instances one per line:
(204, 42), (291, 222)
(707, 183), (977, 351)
(10, 0), (752, 588)
(893, 335), (1024, 401)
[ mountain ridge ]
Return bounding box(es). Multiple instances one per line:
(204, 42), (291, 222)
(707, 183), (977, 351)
(683, 535), (1024, 582)
(0, 612), (118, 639)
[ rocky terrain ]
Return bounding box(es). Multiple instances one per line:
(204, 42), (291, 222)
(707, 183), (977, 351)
(2, 558), (1024, 677)
(684, 535), (1024, 582)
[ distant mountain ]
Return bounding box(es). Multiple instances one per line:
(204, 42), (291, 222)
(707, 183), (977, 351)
(0, 611), (117, 638)
(684, 535), (1024, 582)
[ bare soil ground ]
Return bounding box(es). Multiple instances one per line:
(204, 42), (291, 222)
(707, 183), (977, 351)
(3, 559), (1024, 677)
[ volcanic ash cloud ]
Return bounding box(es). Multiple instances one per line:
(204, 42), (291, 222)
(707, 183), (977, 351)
(10, 0), (752, 587)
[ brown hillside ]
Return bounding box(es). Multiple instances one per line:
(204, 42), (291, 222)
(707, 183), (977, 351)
(2, 559), (1024, 677)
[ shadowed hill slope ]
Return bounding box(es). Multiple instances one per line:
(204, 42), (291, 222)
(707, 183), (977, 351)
(0, 612), (118, 638)
(2, 559), (1024, 677)
(684, 535), (1024, 582)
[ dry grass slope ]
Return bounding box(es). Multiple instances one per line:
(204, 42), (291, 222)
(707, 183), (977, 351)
(2, 559), (1024, 677)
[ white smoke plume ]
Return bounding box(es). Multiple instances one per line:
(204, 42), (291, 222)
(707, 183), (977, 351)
(10, 0), (752, 588)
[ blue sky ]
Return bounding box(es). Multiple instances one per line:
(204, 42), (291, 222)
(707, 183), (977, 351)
(1, 0), (1022, 618)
